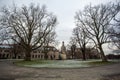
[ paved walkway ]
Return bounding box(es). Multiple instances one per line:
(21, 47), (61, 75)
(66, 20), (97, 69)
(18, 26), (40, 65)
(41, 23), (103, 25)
(0, 59), (120, 80)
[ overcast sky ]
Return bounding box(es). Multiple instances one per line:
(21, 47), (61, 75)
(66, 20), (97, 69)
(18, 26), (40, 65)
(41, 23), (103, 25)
(0, 0), (117, 53)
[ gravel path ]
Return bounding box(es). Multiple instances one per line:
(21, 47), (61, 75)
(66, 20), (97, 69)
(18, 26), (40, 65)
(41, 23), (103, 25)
(0, 59), (120, 80)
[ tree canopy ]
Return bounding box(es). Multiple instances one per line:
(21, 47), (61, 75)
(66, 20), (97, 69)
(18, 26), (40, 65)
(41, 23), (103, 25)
(0, 4), (57, 61)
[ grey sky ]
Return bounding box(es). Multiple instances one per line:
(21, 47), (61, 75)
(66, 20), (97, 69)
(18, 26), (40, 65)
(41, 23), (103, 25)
(0, 0), (117, 53)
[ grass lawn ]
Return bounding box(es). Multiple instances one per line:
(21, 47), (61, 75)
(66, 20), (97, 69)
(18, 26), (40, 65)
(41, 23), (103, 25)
(14, 59), (119, 68)
(15, 60), (52, 66)
(86, 60), (115, 66)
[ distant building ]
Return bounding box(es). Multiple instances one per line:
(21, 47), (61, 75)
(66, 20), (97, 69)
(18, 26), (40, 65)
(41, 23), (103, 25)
(106, 54), (120, 59)
(0, 44), (60, 60)
(60, 41), (67, 60)
(66, 47), (100, 59)
(0, 44), (24, 59)
(0, 43), (100, 60)
(0, 45), (12, 59)
(31, 46), (59, 60)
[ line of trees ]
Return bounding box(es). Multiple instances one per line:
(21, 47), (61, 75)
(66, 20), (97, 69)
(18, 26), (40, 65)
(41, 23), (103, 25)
(0, 2), (120, 61)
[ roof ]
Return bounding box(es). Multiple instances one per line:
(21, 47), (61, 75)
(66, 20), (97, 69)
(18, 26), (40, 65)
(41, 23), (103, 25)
(0, 44), (13, 48)
(43, 46), (55, 48)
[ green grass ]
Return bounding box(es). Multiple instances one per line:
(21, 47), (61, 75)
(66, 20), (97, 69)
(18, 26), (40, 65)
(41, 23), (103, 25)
(14, 59), (118, 68)
(14, 60), (51, 66)
(85, 61), (115, 66)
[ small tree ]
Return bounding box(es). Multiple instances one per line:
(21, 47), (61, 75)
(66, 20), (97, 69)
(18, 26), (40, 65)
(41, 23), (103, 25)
(68, 37), (77, 59)
(0, 4), (57, 61)
(72, 27), (89, 60)
(71, 44), (76, 59)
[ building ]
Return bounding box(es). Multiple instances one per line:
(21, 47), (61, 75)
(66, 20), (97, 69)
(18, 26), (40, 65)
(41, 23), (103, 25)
(66, 47), (100, 59)
(31, 46), (59, 60)
(0, 44), (60, 60)
(0, 43), (100, 60)
(0, 44), (25, 59)
(0, 45), (12, 59)
(59, 41), (67, 60)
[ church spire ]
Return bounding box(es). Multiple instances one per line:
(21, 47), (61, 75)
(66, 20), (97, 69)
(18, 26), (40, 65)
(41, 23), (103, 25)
(61, 41), (66, 53)
(62, 41), (64, 46)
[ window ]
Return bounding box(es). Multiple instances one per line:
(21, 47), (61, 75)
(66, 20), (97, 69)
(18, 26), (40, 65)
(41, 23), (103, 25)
(32, 55), (34, 58)
(35, 55), (37, 58)
(33, 51), (37, 53)
(4, 50), (10, 52)
(38, 55), (40, 58)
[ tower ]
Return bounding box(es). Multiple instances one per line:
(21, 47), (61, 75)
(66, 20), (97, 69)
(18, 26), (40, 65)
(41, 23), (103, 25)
(61, 41), (66, 53)
(60, 41), (67, 60)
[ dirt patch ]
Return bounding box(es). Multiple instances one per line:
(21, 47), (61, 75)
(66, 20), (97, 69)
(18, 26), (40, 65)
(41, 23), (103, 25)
(0, 78), (14, 80)
(101, 74), (120, 80)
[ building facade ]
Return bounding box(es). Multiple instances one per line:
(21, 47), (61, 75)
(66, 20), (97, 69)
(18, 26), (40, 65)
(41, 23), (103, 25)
(0, 44), (60, 60)
(0, 43), (100, 60)
(67, 48), (100, 59)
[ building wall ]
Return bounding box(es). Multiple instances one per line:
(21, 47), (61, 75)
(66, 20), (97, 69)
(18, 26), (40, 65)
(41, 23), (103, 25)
(0, 48), (12, 59)
(47, 51), (59, 60)
(0, 48), (60, 60)
(0, 45), (60, 60)
(66, 48), (100, 59)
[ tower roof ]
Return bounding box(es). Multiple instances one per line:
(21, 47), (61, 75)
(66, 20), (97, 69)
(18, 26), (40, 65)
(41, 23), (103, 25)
(61, 41), (66, 52)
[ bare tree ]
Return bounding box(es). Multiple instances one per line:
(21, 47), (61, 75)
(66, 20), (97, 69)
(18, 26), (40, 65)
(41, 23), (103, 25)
(109, 14), (120, 49)
(0, 19), (11, 44)
(75, 3), (120, 61)
(72, 26), (89, 60)
(0, 4), (57, 61)
(44, 31), (57, 46)
(71, 44), (76, 59)
(67, 37), (77, 59)
(11, 41), (24, 59)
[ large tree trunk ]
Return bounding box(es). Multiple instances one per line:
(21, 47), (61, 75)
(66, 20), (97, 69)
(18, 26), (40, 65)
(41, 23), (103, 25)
(72, 52), (74, 59)
(81, 44), (86, 60)
(71, 45), (76, 59)
(99, 44), (108, 62)
(82, 49), (86, 60)
(44, 52), (48, 60)
(25, 49), (31, 61)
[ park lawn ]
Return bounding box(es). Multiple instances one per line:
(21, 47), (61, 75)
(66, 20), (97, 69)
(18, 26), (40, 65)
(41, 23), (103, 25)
(14, 59), (118, 68)
(85, 60), (116, 67)
(14, 60), (52, 66)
